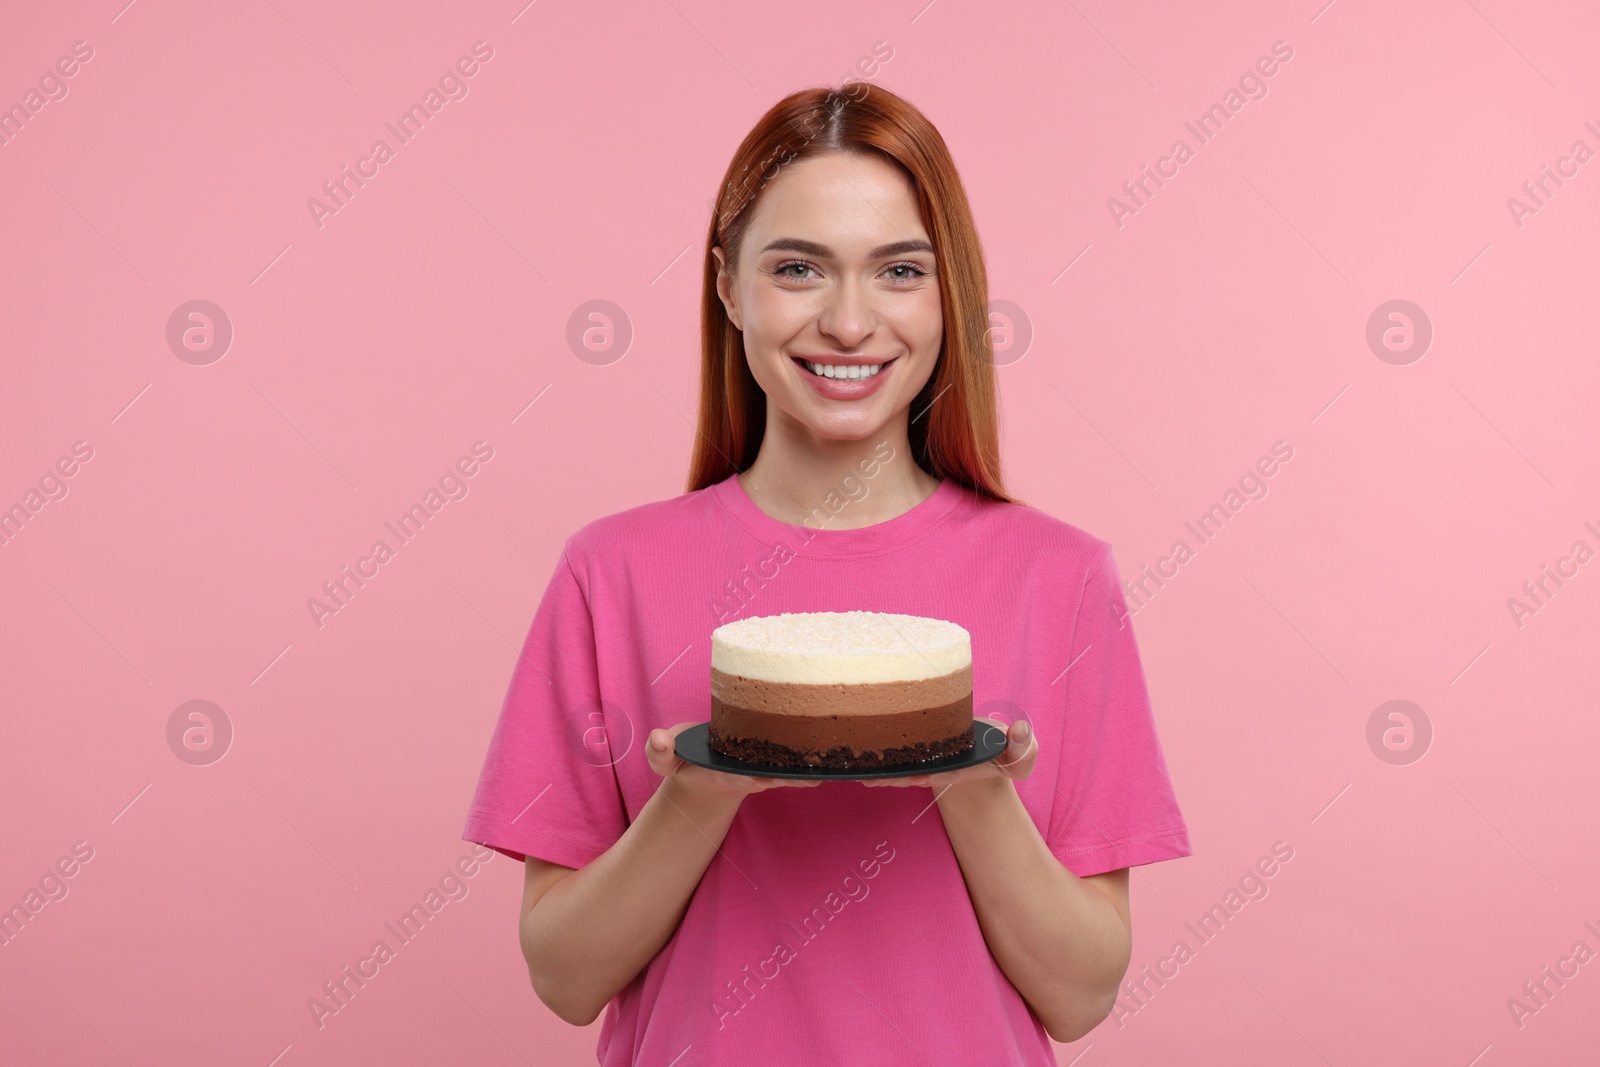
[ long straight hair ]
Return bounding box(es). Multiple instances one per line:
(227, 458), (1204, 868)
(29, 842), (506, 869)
(686, 83), (1016, 504)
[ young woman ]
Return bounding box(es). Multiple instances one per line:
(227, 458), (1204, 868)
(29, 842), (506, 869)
(463, 83), (1191, 1065)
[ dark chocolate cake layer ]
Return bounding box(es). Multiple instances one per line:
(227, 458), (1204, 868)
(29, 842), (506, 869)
(708, 724), (975, 768)
(709, 691), (974, 767)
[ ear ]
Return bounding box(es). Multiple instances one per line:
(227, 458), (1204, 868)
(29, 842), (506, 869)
(712, 245), (742, 332)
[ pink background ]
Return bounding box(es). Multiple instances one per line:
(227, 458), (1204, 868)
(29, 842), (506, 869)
(2, 1), (1597, 1064)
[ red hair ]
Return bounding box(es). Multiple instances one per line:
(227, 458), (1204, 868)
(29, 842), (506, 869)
(686, 83), (1016, 504)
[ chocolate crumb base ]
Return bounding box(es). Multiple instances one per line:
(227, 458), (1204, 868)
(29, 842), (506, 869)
(708, 726), (975, 769)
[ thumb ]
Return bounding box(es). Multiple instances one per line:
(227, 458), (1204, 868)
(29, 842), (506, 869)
(646, 729), (679, 778)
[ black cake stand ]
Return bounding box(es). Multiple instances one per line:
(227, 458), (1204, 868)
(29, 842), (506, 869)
(672, 721), (1010, 781)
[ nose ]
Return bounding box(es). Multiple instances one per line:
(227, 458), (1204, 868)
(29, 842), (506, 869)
(817, 276), (873, 349)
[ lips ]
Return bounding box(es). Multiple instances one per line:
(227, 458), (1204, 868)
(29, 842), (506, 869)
(791, 355), (896, 400)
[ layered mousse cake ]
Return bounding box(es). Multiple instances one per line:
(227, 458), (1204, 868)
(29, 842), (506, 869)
(709, 611), (974, 769)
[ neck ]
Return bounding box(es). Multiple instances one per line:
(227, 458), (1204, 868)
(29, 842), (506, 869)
(737, 414), (939, 530)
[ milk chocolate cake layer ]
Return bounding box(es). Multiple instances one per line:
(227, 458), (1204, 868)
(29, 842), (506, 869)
(710, 664), (973, 715)
(710, 690), (974, 768)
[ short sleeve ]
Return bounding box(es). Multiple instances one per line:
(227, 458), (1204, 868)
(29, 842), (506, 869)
(461, 543), (630, 868)
(1045, 545), (1192, 878)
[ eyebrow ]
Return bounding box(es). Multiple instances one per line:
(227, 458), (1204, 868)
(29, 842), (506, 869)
(759, 237), (935, 259)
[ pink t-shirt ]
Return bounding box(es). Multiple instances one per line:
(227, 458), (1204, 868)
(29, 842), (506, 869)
(462, 470), (1192, 1065)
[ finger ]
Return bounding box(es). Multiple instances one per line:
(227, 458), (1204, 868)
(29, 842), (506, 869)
(999, 720), (1038, 776)
(646, 729), (679, 774)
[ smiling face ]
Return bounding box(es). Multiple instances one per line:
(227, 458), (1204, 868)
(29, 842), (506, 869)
(714, 150), (944, 444)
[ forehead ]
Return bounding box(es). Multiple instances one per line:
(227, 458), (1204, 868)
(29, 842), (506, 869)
(744, 151), (927, 251)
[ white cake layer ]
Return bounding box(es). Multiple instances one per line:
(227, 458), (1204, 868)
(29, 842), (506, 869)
(711, 610), (970, 684)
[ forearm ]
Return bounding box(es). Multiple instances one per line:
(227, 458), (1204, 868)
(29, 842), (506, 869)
(522, 775), (743, 1023)
(936, 777), (1131, 1040)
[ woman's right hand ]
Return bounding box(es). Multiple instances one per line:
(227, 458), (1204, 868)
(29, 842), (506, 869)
(647, 723), (823, 799)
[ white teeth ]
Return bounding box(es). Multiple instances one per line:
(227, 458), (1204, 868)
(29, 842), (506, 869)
(804, 360), (883, 379)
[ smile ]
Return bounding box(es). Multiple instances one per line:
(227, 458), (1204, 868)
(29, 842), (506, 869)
(795, 358), (891, 379)
(789, 355), (897, 399)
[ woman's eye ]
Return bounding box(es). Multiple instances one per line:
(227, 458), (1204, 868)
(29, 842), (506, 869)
(772, 260), (930, 282)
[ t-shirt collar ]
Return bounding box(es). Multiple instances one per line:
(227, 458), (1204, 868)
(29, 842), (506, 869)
(710, 469), (966, 560)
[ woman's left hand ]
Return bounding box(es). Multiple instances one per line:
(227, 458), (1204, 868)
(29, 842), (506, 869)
(860, 716), (1037, 789)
